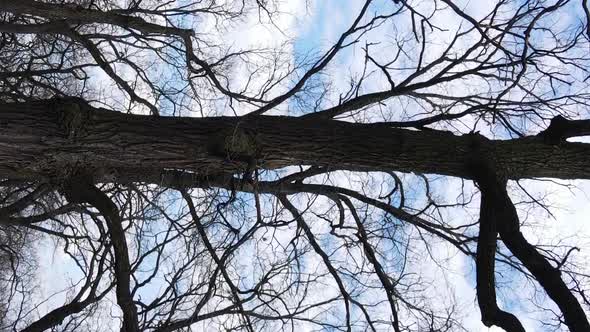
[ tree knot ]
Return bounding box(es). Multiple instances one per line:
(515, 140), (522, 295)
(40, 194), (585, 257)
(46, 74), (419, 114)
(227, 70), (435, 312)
(52, 97), (93, 140)
(207, 121), (259, 160)
(224, 125), (258, 157)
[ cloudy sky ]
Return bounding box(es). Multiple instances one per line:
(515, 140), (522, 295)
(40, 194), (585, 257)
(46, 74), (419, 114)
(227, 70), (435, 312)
(27, 0), (590, 331)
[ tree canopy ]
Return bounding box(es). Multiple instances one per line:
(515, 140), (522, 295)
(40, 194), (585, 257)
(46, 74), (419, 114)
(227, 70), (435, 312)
(1, 0), (590, 331)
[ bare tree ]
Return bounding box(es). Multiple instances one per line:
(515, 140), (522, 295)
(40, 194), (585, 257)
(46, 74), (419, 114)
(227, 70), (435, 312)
(1, 0), (590, 331)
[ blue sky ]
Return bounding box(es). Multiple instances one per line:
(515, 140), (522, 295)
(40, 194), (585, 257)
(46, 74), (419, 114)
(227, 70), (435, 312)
(27, 1), (590, 331)
(289, 1), (588, 330)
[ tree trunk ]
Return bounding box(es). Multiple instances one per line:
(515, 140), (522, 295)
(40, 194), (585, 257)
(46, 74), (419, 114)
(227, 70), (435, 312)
(1, 98), (590, 183)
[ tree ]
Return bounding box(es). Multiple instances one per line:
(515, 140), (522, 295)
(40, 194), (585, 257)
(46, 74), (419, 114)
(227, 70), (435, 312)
(1, 0), (590, 331)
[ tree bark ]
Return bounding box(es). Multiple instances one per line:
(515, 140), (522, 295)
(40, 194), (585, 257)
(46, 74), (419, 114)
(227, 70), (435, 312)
(61, 179), (139, 332)
(472, 159), (590, 332)
(1, 98), (590, 184)
(475, 173), (525, 332)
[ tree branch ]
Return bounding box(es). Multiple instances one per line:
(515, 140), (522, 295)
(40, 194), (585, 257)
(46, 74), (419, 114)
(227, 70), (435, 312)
(61, 180), (139, 332)
(3, 99), (590, 183)
(538, 115), (590, 143)
(472, 161), (590, 332)
(475, 172), (525, 331)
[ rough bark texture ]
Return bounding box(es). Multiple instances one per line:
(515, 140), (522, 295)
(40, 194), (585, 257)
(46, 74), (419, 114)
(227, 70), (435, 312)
(1, 98), (590, 183)
(2, 98), (590, 331)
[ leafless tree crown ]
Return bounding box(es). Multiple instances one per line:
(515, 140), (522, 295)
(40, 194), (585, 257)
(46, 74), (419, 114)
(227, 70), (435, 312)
(1, 0), (590, 331)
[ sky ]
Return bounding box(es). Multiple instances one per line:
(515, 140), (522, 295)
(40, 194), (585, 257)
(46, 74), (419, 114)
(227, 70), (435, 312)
(26, 0), (590, 331)
(227, 1), (590, 330)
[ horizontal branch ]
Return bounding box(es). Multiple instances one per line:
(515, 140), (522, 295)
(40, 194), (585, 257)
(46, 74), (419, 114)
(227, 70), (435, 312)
(1, 98), (590, 184)
(1, 0), (192, 37)
(538, 115), (590, 143)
